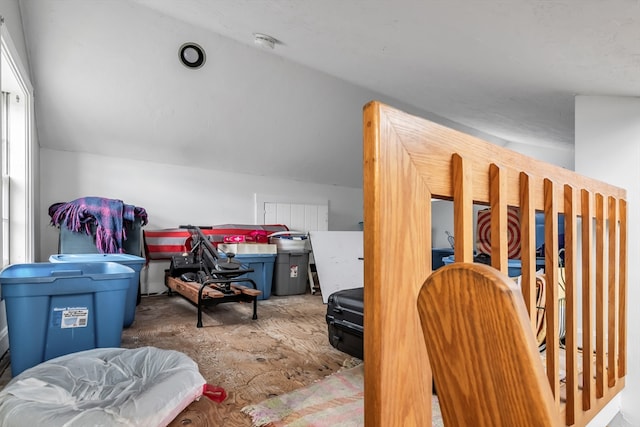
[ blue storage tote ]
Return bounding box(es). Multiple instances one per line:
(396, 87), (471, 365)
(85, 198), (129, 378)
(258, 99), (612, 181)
(49, 254), (145, 328)
(0, 262), (133, 376)
(219, 253), (276, 300)
(442, 255), (545, 277)
(431, 248), (454, 270)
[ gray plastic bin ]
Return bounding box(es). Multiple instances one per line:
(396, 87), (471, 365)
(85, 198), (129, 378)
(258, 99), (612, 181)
(272, 250), (310, 296)
(58, 217), (143, 256)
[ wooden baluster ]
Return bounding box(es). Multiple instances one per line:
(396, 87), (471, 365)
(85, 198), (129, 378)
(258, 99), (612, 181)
(490, 163), (508, 274)
(544, 178), (560, 406)
(520, 172), (537, 331)
(452, 153), (474, 263)
(581, 189), (593, 411)
(564, 184), (578, 425)
(595, 193), (605, 398)
(618, 199), (627, 378)
(607, 196), (618, 388)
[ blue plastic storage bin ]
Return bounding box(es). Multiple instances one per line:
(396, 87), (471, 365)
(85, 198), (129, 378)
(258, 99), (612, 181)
(442, 255), (545, 277)
(431, 248), (455, 270)
(49, 254), (145, 328)
(535, 212), (565, 252)
(0, 262), (133, 376)
(219, 253), (276, 300)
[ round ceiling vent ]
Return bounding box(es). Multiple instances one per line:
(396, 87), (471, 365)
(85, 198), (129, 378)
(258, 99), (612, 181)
(179, 42), (206, 69)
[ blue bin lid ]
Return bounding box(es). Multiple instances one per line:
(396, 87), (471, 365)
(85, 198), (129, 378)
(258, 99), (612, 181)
(0, 261), (134, 283)
(442, 255), (546, 268)
(49, 254), (145, 270)
(0, 262), (134, 298)
(442, 255), (455, 265)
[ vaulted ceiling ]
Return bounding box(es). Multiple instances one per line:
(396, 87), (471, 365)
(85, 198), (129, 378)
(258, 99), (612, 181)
(20, 1), (640, 188)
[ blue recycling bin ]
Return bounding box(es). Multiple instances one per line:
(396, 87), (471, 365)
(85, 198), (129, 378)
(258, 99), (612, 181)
(218, 253), (276, 300)
(49, 253), (145, 328)
(0, 262), (133, 376)
(442, 255), (546, 277)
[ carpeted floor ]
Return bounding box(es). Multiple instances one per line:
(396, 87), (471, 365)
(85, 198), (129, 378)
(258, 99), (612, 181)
(242, 363), (444, 427)
(242, 363), (365, 427)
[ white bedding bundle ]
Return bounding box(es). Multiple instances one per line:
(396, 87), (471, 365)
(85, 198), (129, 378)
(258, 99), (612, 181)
(0, 347), (206, 426)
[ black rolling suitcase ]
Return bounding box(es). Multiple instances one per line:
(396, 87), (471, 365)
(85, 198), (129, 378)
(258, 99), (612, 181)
(326, 287), (364, 360)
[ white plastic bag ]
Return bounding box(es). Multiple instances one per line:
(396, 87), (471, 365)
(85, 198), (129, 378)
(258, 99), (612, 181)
(0, 347), (207, 426)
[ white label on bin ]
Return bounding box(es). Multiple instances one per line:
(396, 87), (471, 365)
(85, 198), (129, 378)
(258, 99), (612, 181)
(290, 265), (298, 278)
(60, 308), (89, 328)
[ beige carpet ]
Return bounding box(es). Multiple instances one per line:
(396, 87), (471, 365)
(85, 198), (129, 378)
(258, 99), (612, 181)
(242, 363), (366, 427)
(242, 363), (444, 427)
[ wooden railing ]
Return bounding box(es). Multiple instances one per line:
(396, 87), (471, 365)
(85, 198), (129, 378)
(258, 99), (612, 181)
(362, 101), (627, 426)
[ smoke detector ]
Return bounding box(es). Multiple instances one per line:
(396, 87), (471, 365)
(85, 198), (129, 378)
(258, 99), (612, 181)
(253, 33), (278, 50)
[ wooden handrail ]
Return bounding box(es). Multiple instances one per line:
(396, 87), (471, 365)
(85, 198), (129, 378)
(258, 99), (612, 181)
(363, 101), (627, 426)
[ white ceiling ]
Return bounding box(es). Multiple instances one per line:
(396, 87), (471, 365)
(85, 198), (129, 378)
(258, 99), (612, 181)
(133, 0), (640, 151)
(20, 1), (640, 188)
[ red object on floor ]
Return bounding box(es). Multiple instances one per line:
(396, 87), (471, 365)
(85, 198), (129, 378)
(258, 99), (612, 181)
(202, 384), (227, 403)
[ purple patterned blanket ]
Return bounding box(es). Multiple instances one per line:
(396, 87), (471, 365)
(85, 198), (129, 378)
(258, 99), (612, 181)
(50, 197), (148, 253)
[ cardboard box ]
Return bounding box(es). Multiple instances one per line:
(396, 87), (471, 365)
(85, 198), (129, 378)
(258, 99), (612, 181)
(217, 243), (277, 255)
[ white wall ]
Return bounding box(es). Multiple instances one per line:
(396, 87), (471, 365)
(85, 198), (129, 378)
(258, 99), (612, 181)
(431, 201), (456, 249)
(575, 96), (640, 427)
(39, 148), (363, 292)
(504, 140), (574, 171)
(431, 201), (482, 250)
